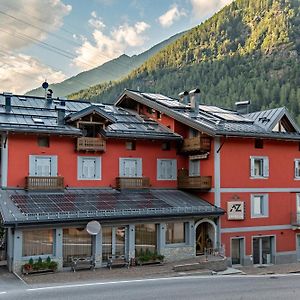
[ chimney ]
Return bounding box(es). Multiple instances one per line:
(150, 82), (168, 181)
(235, 100), (250, 114)
(189, 88), (200, 115)
(57, 107), (65, 125)
(4, 92), (12, 112)
(178, 91), (189, 104)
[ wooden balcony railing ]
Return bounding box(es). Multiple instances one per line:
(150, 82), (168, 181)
(177, 169), (212, 190)
(25, 176), (64, 191)
(77, 137), (106, 152)
(181, 136), (211, 153)
(116, 177), (150, 190)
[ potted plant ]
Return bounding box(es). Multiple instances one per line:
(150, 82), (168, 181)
(22, 256), (57, 275)
(136, 249), (164, 266)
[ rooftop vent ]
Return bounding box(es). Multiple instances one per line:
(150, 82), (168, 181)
(178, 91), (189, 105)
(47, 89), (53, 100)
(4, 92), (12, 112)
(235, 100), (250, 114)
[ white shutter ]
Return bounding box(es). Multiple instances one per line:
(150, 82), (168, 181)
(29, 155), (35, 176)
(136, 158), (142, 177)
(82, 158), (96, 179)
(250, 157), (255, 177)
(295, 160), (300, 178)
(35, 157), (51, 176)
(51, 156), (57, 176)
(263, 157), (269, 178)
(189, 159), (200, 176)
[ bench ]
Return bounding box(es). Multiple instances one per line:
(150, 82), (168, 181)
(107, 255), (129, 270)
(71, 256), (95, 272)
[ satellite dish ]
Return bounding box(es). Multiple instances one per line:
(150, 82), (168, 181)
(42, 81), (49, 89)
(86, 221), (101, 235)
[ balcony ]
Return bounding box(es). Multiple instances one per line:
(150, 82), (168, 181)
(77, 137), (106, 152)
(181, 136), (211, 153)
(25, 176), (64, 191)
(177, 169), (212, 190)
(116, 177), (150, 190)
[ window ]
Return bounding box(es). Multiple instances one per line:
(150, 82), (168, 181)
(125, 141), (136, 150)
(295, 159), (300, 179)
(77, 157), (101, 180)
(37, 136), (49, 147)
(22, 229), (54, 257)
(166, 222), (185, 244)
(135, 224), (157, 254)
(157, 159), (177, 180)
(161, 142), (171, 151)
(156, 111), (161, 119)
(189, 128), (198, 138)
(189, 159), (200, 176)
(251, 194), (268, 218)
(255, 139), (263, 149)
(29, 155), (57, 176)
(119, 158), (142, 177)
(250, 156), (269, 178)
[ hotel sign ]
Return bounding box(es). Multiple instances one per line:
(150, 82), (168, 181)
(227, 201), (245, 220)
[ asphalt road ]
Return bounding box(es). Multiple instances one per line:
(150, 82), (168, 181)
(1, 275), (300, 300)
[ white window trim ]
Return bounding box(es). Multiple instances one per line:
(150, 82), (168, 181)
(157, 159), (177, 181)
(250, 156), (269, 179)
(251, 194), (269, 218)
(294, 159), (300, 180)
(77, 156), (101, 180)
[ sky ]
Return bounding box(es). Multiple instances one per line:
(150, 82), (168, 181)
(0, 0), (232, 94)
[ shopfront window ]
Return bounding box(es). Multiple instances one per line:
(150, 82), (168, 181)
(22, 229), (54, 257)
(135, 224), (157, 255)
(166, 222), (185, 244)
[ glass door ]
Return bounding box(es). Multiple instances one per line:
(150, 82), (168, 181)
(252, 236), (274, 265)
(231, 238), (243, 265)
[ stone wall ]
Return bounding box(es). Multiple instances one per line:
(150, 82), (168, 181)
(160, 246), (195, 262)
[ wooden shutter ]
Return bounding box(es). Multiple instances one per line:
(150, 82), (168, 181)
(250, 157), (255, 177)
(263, 157), (269, 177)
(295, 160), (299, 178)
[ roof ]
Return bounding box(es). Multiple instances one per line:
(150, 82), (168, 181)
(0, 189), (223, 226)
(0, 94), (180, 140)
(116, 89), (300, 141)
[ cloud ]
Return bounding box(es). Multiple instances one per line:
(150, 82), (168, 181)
(73, 20), (150, 70)
(0, 0), (72, 51)
(0, 53), (67, 94)
(190, 0), (233, 20)
(158, 5), (186, 28)
(88, 11), (106, 29)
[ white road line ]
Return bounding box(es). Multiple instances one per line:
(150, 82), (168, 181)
(26, 273), (300, 292)
(0, 291), (7, 295)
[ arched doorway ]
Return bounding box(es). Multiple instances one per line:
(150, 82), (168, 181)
(195, 219), (217, 256)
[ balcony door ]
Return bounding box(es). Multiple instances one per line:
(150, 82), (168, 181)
(189, 159), (200, 177)
(119, 158), (142, 177)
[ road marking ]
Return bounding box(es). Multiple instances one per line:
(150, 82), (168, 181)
(0, 291), (7, 295)
(26, 273), (300, 292)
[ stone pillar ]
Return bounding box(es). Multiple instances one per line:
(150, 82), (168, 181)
(6, 228), (13, 272)
(93, 233), (102, 268)
(55, 228), (63, 270)
(188, 221), (195, 252)
(157, 223), (166, 253)
(128, 224), (135, 260)
(12, 229), (23, 273)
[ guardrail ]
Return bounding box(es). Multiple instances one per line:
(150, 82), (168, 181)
(25, 176), (64, 191)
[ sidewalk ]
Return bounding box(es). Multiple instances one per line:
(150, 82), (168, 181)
(20, 259), (300, 286)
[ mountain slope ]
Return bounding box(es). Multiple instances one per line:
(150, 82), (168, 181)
(25, 32), (184, 97)
(69, 0), (300, 123)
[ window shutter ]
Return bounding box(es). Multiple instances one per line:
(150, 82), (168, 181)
(263, 194), (269, 217)
(95, 157), (101, 180)
(119, 158), (124, 177)
(51, 156), (58, 176)
(295, 160), (299, 178)
(77, 157), (82, 179)
(157, 159), (161, 180)
(250, 157), (254, 177)
(29, 155), (36, 176)
(263, 157), (269, 177)
(137, 158), (142, 177)
(172, 160), (177, 180)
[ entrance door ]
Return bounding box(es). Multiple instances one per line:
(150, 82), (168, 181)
(120, 158), (142, 177)
(102, 226), (127, 261)
(196, 222), (214, 255)
(231, 238), (244, 265)
(253, 236), (274, 265)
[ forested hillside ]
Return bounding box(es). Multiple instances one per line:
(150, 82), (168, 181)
(69, 0), (300, 123)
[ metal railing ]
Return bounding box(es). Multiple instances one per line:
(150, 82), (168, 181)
(19, 205), (219, 222)
(77, 137), (106, 152)
(181, 136), (211, 153)
(25, 176), (64, 191)
(116, 177), (150, 190)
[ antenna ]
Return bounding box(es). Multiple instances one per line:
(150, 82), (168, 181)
(86, 220), (101, 235)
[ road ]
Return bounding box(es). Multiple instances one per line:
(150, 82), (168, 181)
(1, 274), (300, 300)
